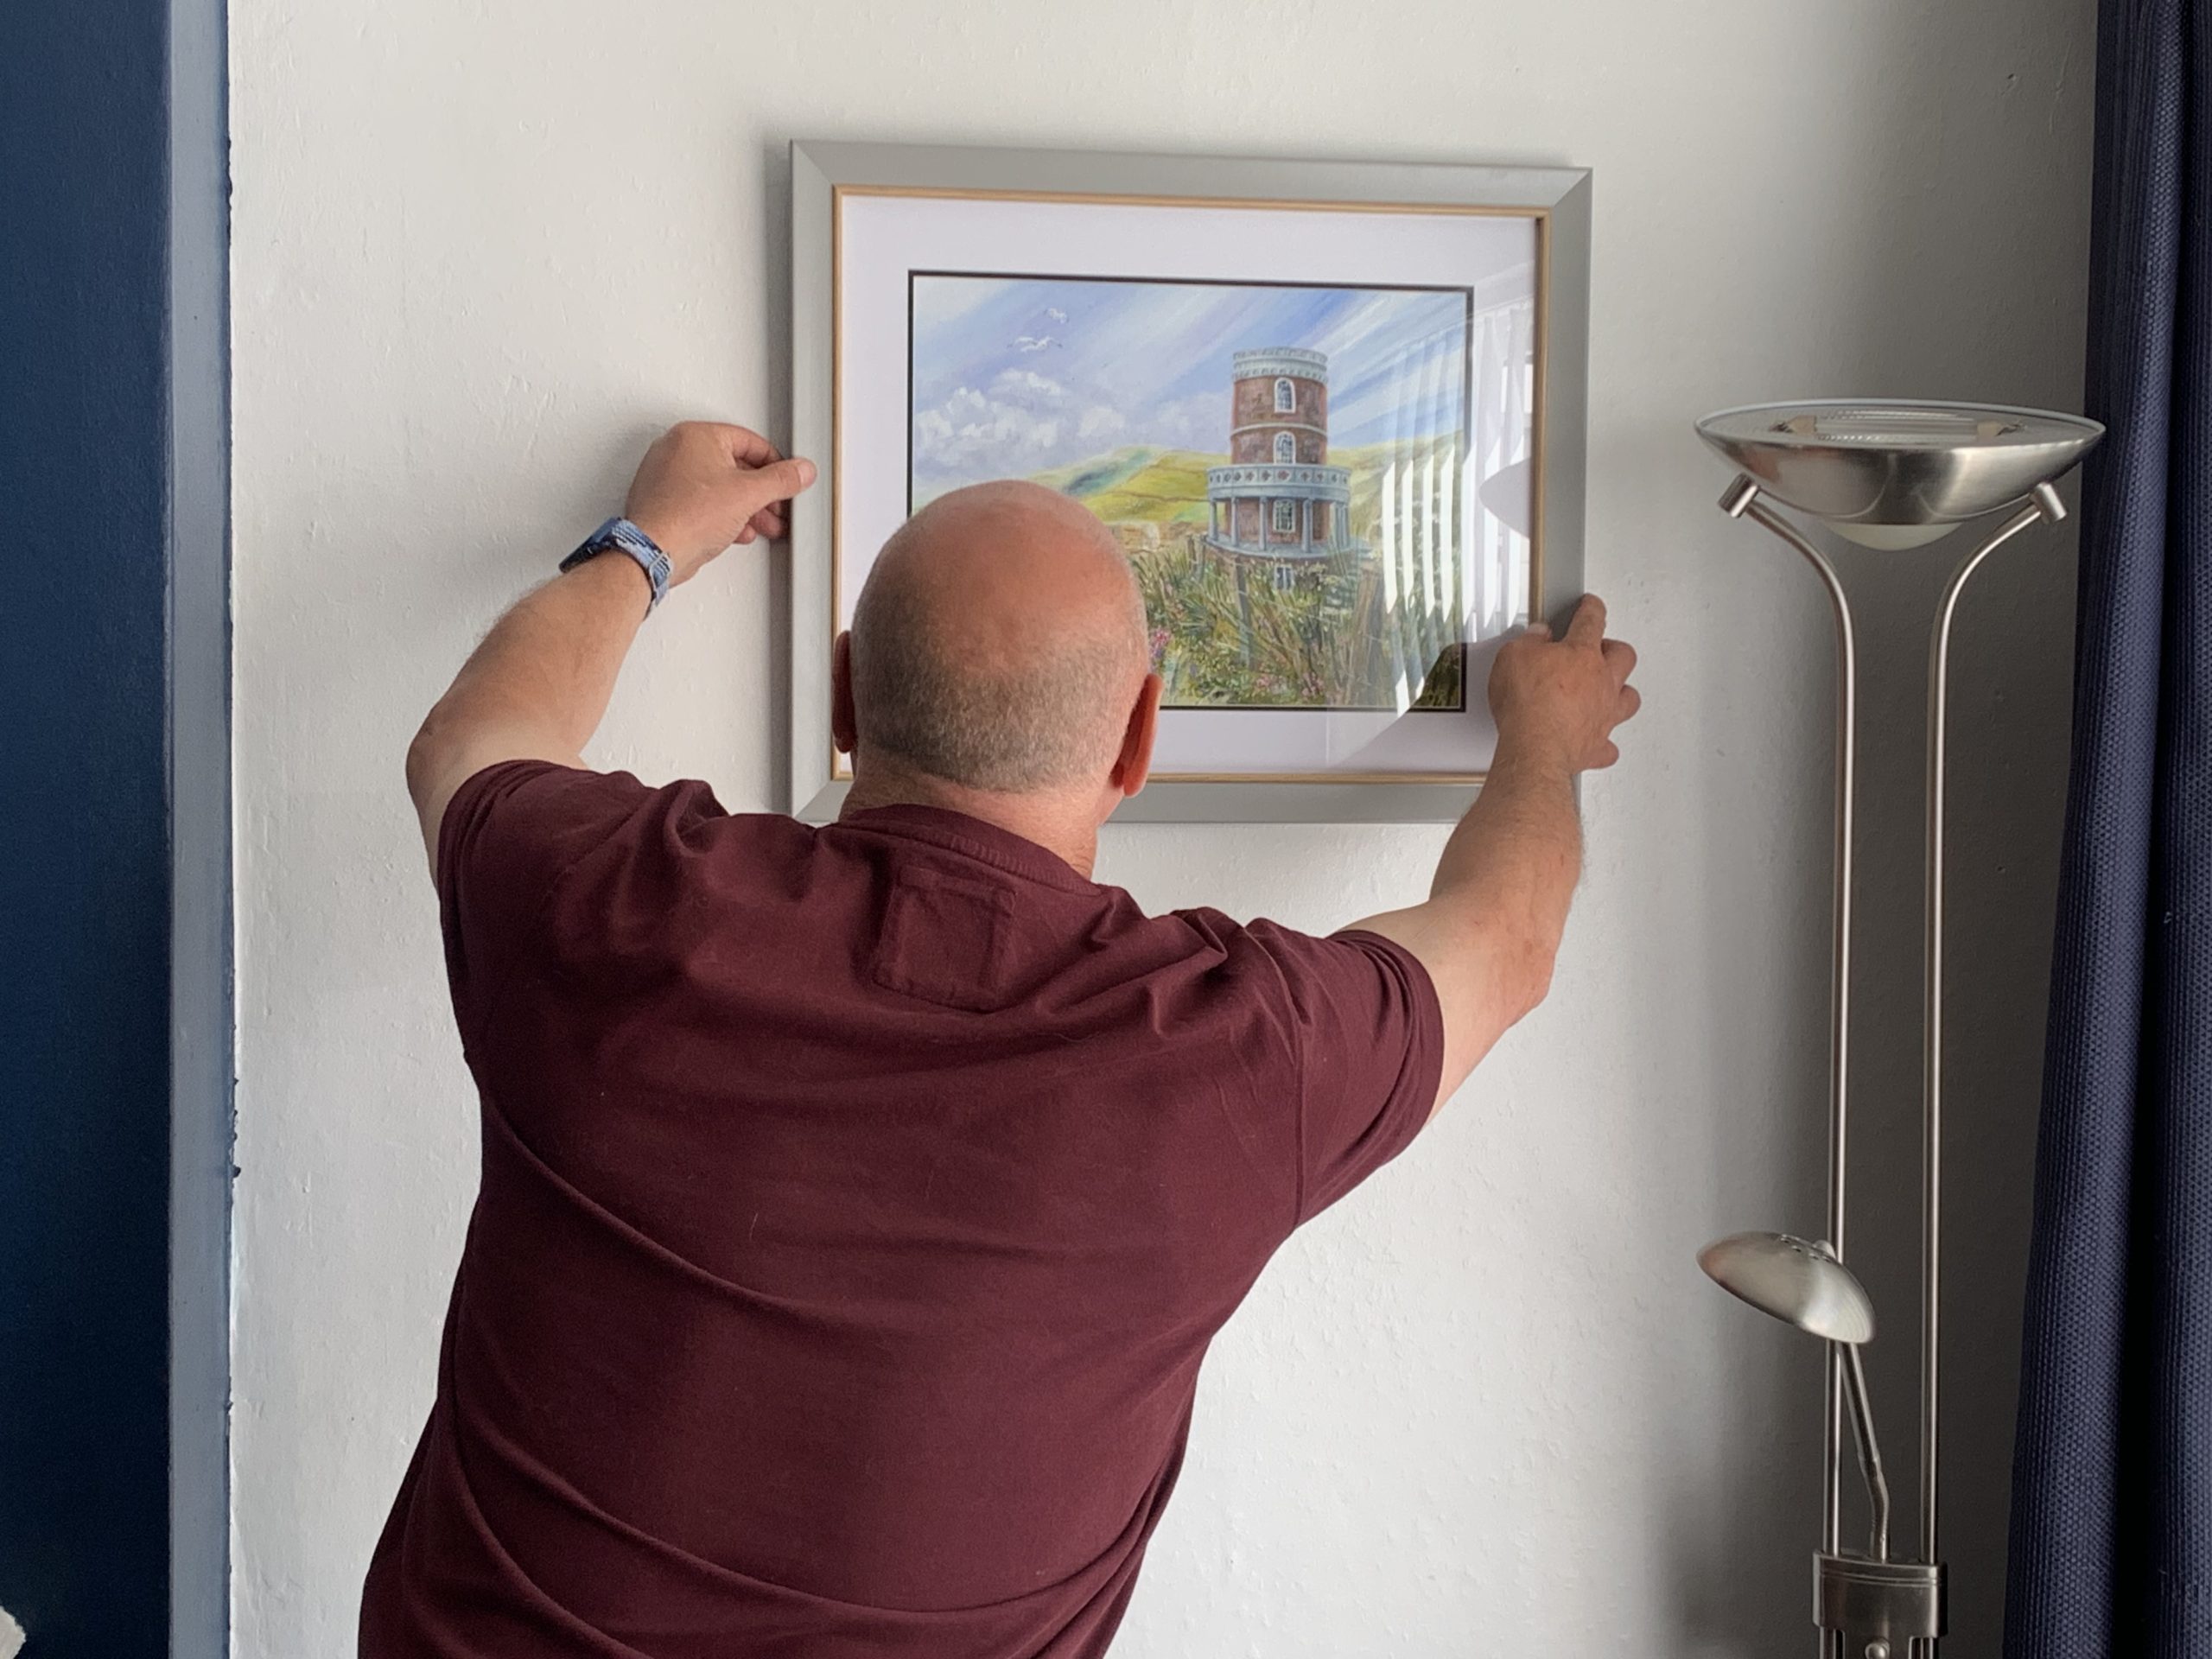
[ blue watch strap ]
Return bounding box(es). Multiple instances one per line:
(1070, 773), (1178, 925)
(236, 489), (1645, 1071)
(559, 517), (672, 613)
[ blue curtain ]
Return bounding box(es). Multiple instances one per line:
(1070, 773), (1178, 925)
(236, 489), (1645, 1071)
(2005, 2), (2212, 1655)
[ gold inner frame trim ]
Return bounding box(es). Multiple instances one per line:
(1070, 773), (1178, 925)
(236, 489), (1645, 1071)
(826, 181), (1551, 789)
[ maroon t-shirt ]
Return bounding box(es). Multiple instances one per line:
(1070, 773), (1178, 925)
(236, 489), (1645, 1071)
(361, 760), (1443, 1658)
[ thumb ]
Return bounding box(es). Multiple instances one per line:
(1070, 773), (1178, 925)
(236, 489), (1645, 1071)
(1565, 594), (1608, 647)
(736, 456), (817, 510)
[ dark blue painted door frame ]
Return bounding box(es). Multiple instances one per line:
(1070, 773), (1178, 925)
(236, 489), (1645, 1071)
(0, 0), (231, 1654)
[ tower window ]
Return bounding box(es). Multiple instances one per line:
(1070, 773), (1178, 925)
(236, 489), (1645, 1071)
(1274, 378), (1295, 414)
(1274, 431), (1296, 464)
(1273, 499), (1298, 536)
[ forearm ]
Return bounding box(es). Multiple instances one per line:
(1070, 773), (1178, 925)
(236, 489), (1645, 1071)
(412, 556), (648, 766)
(404, 555), (651, 872)
(1428, 729), (1583, 986)
(1348, 733), (1581, 1109)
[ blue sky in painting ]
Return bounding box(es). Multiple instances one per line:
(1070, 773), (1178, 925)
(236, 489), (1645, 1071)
(910, 276), (1468, 490)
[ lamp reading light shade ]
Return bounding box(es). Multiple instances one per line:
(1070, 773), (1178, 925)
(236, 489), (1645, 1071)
(1695, 399), (2105, 547)
(1700, 1231), (1876, 1344)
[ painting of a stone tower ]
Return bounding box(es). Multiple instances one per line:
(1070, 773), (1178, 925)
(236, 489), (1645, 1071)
(908, 272), (1479, 711)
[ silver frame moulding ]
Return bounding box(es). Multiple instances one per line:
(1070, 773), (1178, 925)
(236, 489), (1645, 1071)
(787, 139), (1592, 823)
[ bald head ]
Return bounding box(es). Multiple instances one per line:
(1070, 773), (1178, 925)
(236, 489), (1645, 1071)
(848, 481), (1150, 796)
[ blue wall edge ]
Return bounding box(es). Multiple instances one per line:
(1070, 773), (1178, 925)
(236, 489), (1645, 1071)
(0, 0), (232, 1652)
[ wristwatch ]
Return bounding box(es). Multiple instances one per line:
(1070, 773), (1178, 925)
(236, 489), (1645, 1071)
(559, 517), (672, 613)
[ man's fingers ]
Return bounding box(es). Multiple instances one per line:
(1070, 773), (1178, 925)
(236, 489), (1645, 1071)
(711, 456), (814, 546)
(1602, 638), (1637, 682)
(710, 424), (781, 467)
(734, 456), (817, 515)
(1617, 683), (1643, 723)
(770, 455), (817, 496)
(1565, 594), (1608, 648)
(1522, 620), (1554, 640)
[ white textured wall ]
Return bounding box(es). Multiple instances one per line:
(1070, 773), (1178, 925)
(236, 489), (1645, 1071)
(230, 3), (2094, 1654)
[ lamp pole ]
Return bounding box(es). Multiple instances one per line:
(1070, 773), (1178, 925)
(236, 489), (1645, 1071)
(1719, 473), (1857, 1582)
(1714, 472), (2071, 1659)
(1916, 480), (2066, 1574)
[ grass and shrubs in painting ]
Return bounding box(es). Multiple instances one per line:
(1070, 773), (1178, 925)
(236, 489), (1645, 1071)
(1039, 444), (1467, 711)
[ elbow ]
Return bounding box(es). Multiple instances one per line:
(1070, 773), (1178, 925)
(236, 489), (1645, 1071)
(404, 708), (448, 808)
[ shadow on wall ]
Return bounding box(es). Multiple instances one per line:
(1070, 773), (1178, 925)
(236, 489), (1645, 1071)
(760, 137), (798, 811)
(1660, 441), (1835, 1655)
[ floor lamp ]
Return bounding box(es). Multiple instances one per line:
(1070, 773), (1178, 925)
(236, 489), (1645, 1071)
(1689, 402), (2104, 1658)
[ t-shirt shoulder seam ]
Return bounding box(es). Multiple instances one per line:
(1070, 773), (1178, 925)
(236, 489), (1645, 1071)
(452, 765), (648, 1045)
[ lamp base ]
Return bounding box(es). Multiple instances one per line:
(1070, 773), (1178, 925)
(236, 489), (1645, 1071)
(1815, 1552), (1944, 1658)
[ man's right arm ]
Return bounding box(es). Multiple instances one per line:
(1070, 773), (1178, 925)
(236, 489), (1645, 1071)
(1349, 595), (1639, 1115)
(404, 422), (815, 880)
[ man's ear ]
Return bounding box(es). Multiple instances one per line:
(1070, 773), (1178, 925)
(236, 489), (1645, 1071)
(831, 631), (857, 753)
(1111, 672), (1162, 798)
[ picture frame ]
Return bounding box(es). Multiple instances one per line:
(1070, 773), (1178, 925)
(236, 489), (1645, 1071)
(788, 140), (1591, 823)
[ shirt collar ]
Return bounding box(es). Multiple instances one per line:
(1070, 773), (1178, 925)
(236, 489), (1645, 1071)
(829, 804), (1099, 893)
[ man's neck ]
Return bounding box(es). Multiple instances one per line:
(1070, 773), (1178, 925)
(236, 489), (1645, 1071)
(838, 760), (1103, 880)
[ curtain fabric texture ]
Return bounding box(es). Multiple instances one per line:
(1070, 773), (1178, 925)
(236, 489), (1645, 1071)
(2005, 2), (2212, 1655)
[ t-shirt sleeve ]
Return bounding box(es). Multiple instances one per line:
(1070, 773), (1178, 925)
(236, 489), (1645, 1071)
(1245, 921), (1446, 1225)
(434, 759), (662, 1040)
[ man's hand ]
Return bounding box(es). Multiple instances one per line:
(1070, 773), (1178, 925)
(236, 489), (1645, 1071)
(1489, 594), (1641, 773)
(624, 421), (818, 584)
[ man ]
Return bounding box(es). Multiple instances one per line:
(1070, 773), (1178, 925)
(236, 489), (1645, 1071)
(370, 420), (1638, 1657)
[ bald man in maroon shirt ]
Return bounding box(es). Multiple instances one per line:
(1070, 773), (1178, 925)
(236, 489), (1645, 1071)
(370, 421), (1639, 1657)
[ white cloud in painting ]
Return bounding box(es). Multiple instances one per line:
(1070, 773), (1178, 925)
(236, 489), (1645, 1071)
(913, 367), (1226, 482)
(1141, 391), (1230, 450)
(914, 369), (1128, 476)
(996, 370), (1065, 400)
(1077, 405), (1127, 442)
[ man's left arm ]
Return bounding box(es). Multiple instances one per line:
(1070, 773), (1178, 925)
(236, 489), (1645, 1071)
(404, 421), (816, 875)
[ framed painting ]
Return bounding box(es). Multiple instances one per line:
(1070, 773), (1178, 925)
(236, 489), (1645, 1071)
(789, 141), (1590, 823)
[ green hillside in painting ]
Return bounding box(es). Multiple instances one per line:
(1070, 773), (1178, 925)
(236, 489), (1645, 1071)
(1027, 447), (1214, 526)
(922, 436), (1465, 537)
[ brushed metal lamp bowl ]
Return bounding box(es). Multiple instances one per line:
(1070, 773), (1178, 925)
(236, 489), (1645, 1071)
(1696, 400), (2105, 548)
(1694, 398), (2102, 1659)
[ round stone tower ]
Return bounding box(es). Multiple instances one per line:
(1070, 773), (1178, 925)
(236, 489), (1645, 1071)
(1205, 346), (1359, 563)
